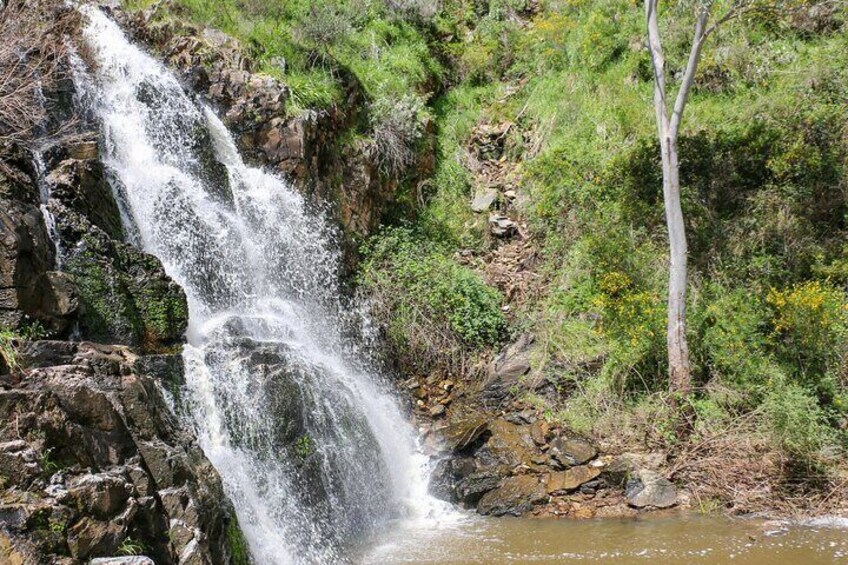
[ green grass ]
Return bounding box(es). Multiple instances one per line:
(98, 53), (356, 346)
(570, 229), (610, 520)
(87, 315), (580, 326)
(371, 0), (848, 463)
(131, 0), (443, 114)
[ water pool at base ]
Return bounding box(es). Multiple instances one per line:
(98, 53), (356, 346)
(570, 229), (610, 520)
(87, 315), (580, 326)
(358, 515), (848, 564)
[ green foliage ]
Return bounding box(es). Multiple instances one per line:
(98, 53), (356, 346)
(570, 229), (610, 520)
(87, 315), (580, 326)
(0, 319), (47, 373)
(764, 380), (837, 463)
(696, 286), (780, 395)
(117, 537), (145, 557)
(0, 327), (19, 372)
(382, 0), (847, 465)
(359, 226), (505, 370)
(765, 280), (848, 410)
(139, 0), (444, 115)
(39, 448), (60, 476)
(294, 434), (314, 459)
(370, 94), (427, 175)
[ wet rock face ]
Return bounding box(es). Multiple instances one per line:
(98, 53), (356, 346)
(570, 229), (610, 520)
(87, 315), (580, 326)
(477, 475), (546, 517)
(2, 141), (187, 350)
(53, 201), (188, 349)
(45, 152), (124, 241)
(0, 149), (78, 335)
(0, 341), (245, 564)
(481, 333), (536, 403)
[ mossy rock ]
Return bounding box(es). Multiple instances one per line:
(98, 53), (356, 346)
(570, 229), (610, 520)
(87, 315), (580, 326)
(225, 518), (251, 565)
(53, 203), (188, 350)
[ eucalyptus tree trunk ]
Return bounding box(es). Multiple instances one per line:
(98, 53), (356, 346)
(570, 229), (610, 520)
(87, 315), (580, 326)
(645, 0), (710, 403)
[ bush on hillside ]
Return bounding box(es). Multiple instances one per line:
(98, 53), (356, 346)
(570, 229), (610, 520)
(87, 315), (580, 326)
(359, 227), (505, 371)
(766, 280), (848, 393)
(369, 95), (427, 175)
(385, 0), (440, 23)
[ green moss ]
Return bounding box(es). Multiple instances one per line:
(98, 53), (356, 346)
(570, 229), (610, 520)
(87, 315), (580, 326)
(65, 229), (188, 350)
(225, 518), (251, 565)
(293, 434), (314, 459)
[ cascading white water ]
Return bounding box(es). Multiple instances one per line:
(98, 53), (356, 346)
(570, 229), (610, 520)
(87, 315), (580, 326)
(75, 9), (452, 564)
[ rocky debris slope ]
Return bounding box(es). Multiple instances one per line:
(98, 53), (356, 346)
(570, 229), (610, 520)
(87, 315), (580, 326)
(415, 334), (681, 519)
(0, 341), (246, 564)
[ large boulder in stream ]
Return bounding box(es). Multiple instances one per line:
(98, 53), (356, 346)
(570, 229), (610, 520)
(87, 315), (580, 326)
(0, 341), (248, 564)
(626, 469), (678, 509)
(477, 475), (547, 517)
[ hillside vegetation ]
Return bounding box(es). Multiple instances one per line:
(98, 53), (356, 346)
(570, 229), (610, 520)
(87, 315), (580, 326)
(133, 0), (848, 510)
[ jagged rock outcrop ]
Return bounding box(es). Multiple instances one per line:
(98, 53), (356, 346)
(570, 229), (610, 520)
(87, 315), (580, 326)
(427, 410), (632, 518)
(2, 137), (188, 350)
(0, 341), (247, 564)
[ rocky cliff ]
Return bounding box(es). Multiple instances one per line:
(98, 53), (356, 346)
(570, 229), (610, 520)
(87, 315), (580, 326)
(0, 4), (251, 561)
(1, 136), (248, 563)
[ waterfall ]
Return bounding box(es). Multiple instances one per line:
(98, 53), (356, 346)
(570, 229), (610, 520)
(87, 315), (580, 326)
(32, 151), (62, 268)
(75, 9), (447, 564)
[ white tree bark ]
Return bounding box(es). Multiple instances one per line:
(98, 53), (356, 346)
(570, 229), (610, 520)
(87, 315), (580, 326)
(645, 0), (711, 401)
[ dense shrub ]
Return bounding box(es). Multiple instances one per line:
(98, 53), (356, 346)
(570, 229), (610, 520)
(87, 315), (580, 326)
(697, 286), (778, 397)
(766, 281), (848, 393)
(384, 0), (440, 23)
(764, 380), (837, 463)
(359, 227), (505, 371)
(369, 95), (426, 175)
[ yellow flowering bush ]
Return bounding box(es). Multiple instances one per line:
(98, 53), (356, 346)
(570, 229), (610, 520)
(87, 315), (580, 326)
(591, 270), (665, 389)
(767, 280), (847, 351)
(766, 280), (848, 385)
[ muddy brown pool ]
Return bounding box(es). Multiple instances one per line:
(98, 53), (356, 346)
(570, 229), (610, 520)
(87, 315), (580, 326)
(358, 514), (848, 564)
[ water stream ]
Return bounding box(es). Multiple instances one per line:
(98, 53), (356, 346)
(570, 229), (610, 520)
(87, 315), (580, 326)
(76, 9), (449, 564)
(358, 514), (848, 564)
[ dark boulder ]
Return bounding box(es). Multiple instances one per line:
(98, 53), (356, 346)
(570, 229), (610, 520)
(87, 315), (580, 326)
(46, 157), (124, 240)
(477, 475), (546, 517)
(456, 470), (502, 505)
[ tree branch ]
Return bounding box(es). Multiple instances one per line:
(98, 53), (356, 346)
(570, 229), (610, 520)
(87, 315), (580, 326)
(669, 6), (710, 137)
(645, 0), (670, 140)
